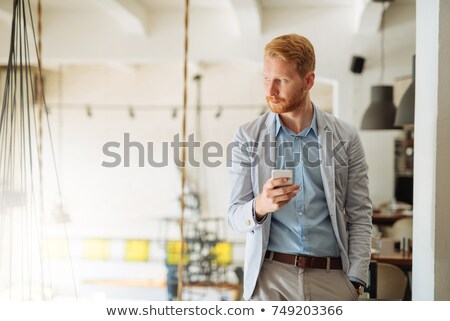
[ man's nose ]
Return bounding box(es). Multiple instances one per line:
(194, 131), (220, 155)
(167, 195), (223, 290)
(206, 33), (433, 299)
(267, 81), (279, 96)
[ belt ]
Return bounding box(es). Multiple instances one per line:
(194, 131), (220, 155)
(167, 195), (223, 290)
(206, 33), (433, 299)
(265, 251), (342, 270)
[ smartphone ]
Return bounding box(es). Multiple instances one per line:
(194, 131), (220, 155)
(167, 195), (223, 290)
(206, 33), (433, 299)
(271, 169), (293, 186)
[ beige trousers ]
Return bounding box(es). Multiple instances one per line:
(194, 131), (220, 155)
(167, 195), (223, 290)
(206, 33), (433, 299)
(249, 258), (359, 301)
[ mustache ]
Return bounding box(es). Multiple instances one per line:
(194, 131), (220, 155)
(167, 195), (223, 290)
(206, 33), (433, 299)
(266, 96), (284, 102)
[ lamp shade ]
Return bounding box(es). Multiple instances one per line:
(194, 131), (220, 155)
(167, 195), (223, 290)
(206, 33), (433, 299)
(395, 55), (415, 127)
(361, 85), (397, 129)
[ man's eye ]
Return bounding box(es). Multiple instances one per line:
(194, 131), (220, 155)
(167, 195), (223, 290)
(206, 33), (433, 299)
(279, 79), (287, 83)
(263, 77), (270, 82)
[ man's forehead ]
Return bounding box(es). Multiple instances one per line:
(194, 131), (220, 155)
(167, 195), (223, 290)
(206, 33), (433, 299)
(263, 57), (298, 75)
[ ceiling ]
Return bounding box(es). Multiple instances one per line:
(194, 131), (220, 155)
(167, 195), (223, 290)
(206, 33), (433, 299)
(25, 0), (360, 11)
(0, 0), (416, 66)
(24, 0), (414, 10)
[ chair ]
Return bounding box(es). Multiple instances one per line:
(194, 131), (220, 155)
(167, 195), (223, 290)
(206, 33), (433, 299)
(390, 217), (413, 239)
(365, 261), (408, 300)
(376, 263), (408, 300)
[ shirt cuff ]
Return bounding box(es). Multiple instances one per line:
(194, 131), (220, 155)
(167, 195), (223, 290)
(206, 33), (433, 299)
(348, 276), (366, 288)
(252, 198), (268, 224)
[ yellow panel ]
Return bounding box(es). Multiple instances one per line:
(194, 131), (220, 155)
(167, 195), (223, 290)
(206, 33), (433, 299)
(166, 241), (188, 265)
(212, 242), (232, 266)
(84, 239), (109, 260)
(44, 237), (69, 259)
(125, 240), (149, 261)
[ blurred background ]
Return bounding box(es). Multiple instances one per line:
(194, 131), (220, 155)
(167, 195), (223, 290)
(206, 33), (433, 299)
(1, 0), (447, 302)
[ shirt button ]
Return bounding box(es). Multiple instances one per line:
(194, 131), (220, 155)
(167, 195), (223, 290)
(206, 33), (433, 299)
(302, 236), (308, 240)
(298, 212), (303, 216)
(245, 219), (251, 226)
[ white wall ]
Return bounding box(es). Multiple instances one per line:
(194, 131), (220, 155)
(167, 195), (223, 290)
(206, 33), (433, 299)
(42, 64), (265, 240)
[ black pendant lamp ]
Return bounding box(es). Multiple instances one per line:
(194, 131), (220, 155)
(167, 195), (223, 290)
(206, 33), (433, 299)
(395, 55), (415, 127)
(361, 85), (397, 129)
(360, 0), (398, 130)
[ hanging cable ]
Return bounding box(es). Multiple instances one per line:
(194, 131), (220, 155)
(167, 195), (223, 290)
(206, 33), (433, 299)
(379, 1), (387, 84)
(177, 0), (190, 301)
(28, 0), (78, 299)
(0, 0), (78, 300)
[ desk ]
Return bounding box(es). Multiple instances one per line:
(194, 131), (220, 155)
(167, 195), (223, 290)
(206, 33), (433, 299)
(372, 210), (412, 226)
(371, 238), (412, 270)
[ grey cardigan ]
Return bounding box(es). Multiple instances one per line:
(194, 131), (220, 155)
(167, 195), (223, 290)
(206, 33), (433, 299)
(227, 106), (372, 300)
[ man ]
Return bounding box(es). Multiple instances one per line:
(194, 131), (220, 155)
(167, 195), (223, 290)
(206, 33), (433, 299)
(227, 34), (372, 301)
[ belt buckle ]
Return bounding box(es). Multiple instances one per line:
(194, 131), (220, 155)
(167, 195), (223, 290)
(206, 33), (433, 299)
(294, 255), (299, 267)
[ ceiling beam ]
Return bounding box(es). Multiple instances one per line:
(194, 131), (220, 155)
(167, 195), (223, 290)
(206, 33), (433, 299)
(230, 0), (262, 37)
(354, 0), (392, 34)
(95, 0), (151, 36)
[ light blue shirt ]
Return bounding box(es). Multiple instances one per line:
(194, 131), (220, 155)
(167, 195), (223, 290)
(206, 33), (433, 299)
(267, 108), (340, 257)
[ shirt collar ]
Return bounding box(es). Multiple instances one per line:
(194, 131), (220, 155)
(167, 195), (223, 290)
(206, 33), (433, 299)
(274, 106), (318, 138)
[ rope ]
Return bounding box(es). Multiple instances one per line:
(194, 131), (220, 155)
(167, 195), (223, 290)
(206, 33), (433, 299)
(27, 0), (79, 299)
(380, 1), (387, 84)
(36, 0), (47, 300)
(177, 0), (190, 301)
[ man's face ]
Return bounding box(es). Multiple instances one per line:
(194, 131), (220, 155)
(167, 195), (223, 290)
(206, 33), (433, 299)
(263, 56), (312, 114)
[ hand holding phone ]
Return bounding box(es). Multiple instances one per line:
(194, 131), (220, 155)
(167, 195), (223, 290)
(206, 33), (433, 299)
(271, 169), (293, 186)
(254, 169), (299, 217)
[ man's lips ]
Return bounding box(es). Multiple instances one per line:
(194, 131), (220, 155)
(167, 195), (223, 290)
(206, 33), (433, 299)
(267, 97), (283, 104)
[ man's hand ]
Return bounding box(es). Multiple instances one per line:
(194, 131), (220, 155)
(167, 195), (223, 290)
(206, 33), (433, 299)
(255, 177), (300, 219)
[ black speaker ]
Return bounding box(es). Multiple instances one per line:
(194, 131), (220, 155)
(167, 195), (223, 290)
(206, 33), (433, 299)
(395, 175), (413, 206)
(350, 56), (365, 74)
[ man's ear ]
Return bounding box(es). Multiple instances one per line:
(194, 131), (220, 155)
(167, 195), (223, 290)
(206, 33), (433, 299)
(305, 71), (315, 91)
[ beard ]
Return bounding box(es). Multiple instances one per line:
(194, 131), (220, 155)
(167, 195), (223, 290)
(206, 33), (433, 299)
(266, 92), (304, 114)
